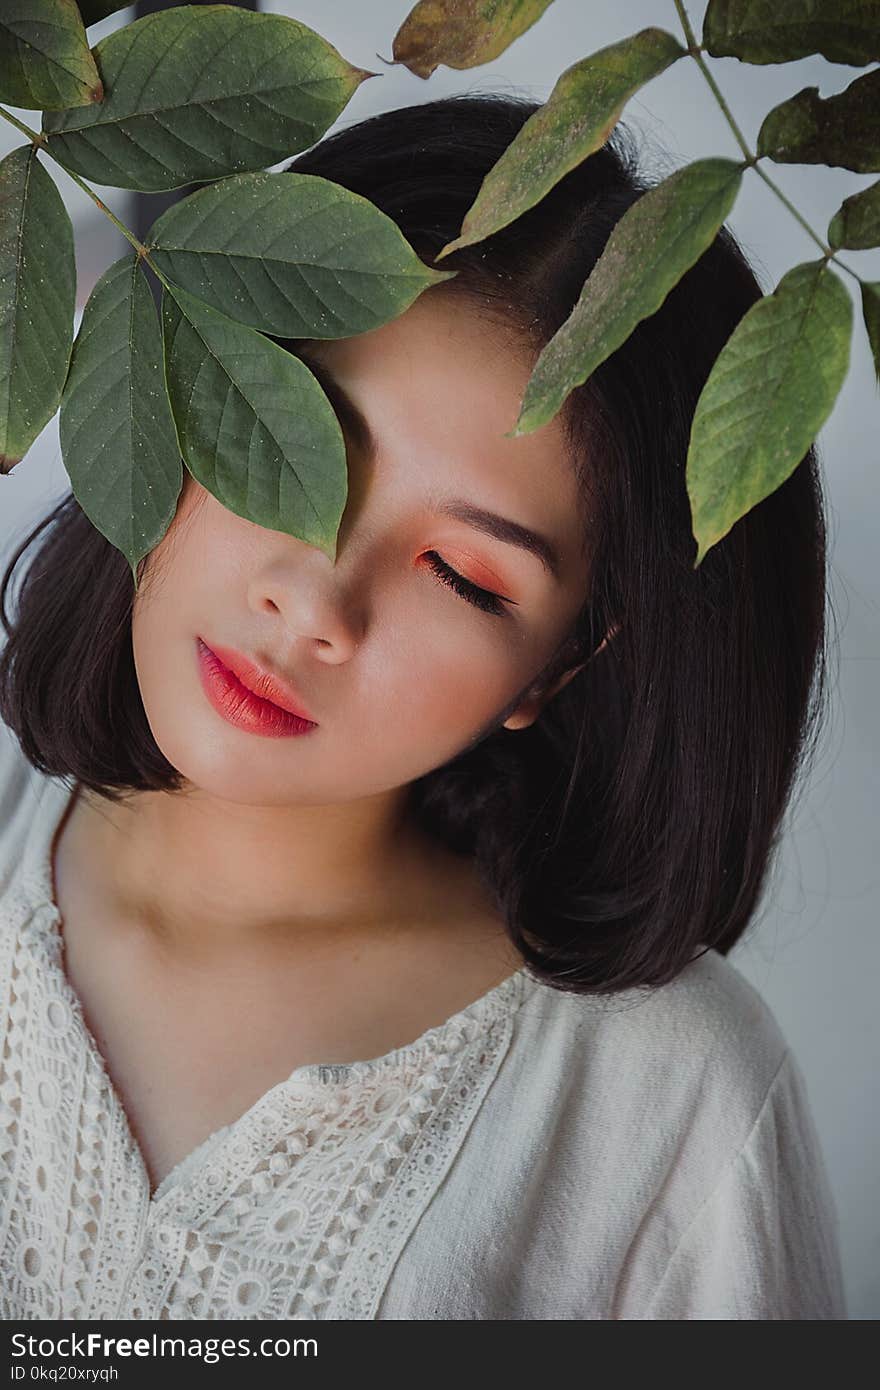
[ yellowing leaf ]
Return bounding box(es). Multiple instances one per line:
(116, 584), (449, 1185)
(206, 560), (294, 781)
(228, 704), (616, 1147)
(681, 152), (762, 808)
(514, 159), (744, 435)
(436, 29), (685, 259)
(392, 0), (556, 79)
(687, 261), (852, 565)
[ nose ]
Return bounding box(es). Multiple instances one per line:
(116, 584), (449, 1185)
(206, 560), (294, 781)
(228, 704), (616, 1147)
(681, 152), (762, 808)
(251, 543), (364, 664)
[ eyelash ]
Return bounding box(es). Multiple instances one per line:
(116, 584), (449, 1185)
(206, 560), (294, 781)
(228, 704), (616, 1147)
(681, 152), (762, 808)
(422, 550), (509, 616)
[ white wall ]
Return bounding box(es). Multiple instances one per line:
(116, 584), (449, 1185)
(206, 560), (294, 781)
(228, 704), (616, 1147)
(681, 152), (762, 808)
(1, 0), (876, 1318)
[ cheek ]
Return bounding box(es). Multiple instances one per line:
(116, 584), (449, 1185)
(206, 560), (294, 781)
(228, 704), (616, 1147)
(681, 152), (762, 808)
(366, 615), (527, 752)
(136, 489), (235, 605)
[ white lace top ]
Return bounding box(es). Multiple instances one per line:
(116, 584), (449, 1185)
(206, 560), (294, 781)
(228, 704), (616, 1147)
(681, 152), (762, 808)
(0, 722), (848, 1319)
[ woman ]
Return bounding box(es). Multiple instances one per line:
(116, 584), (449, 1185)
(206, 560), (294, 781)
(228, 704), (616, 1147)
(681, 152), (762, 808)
(0, 94), (846, 1319)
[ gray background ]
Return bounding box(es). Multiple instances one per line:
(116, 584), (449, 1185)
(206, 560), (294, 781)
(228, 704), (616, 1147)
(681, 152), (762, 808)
(0, 2), (876, 1318)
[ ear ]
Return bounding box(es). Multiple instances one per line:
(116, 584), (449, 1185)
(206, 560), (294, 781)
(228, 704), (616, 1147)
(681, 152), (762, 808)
(501, 663), (585, 732)
(502, 624), (618, 732)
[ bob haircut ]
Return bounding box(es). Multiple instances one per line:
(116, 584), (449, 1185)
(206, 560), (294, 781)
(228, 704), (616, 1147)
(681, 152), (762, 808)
(0, 94), (831, 996)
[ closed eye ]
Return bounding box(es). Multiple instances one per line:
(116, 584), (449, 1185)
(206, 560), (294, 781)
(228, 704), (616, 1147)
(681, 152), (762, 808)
(421, 551), (511, 617)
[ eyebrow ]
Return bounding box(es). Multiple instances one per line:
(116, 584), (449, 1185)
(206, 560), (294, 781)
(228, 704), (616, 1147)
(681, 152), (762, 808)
(296, 348), (562, 579)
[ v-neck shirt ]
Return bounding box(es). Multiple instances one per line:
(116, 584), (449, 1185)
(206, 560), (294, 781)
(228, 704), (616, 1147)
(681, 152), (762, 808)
(0, 721), (847, 1318)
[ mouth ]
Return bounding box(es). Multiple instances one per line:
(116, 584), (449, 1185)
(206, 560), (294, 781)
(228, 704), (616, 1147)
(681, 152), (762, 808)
(200, 639), (316, 722)
(196, 638), (319, 738)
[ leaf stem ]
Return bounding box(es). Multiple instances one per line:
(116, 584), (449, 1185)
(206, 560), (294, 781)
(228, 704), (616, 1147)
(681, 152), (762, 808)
(0, 103), (173, 287)
(672, 0), (753, 163)
(671, 0), (862, 285)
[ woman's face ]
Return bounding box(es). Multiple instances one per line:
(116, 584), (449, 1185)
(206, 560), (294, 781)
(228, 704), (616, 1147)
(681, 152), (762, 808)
(131, 288), (593, 807)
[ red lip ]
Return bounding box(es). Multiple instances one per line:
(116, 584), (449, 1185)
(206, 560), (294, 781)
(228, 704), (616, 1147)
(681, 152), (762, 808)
(199, 640), (317, 723)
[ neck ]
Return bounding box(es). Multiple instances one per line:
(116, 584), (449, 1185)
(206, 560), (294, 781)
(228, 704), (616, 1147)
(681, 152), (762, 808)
(63, 780), (464, 961)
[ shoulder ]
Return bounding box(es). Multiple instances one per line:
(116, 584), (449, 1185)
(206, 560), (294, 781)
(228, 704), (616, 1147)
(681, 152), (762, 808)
(508, 949), (790, 1152)
(409, 955), (844, 1319)
(516, 947), (788, 1078)
(497, 953), (844, 1315)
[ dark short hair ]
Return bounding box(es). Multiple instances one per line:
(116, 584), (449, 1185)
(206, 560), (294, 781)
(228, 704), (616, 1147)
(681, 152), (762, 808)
(0, 94), (832, 995)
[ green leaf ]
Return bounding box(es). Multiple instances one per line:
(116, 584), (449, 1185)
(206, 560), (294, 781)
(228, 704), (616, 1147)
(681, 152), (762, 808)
(0, 145), (75, 472)
(42, 5), (379, 192)
(392, 0), (556, 79)
(513, 158), (745, 435)
(436, 29), (685, 259)
(78, 2), (129, 24)
(145, 171), (456, 338)
(828, 177), (880, 248)
(0, 0), (102, 110)
(59, 254), (183, 586)
(703, 0), (880, 66)
(861, 281), (880, 384)
(757, 69), (880, 173)
(687, 260), (852, 566)
(161, 283), (347, 561)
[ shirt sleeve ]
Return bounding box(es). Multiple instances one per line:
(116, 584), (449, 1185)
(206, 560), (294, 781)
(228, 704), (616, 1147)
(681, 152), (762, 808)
(642, 1049), (848, 1319)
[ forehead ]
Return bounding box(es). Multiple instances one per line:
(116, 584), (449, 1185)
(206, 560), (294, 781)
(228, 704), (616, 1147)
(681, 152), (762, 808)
(306, 288), (545, 433)
(298, 289), (588, 573)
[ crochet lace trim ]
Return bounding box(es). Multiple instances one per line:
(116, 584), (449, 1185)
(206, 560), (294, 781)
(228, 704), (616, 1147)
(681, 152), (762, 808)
(0, 769), (535, 1318)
